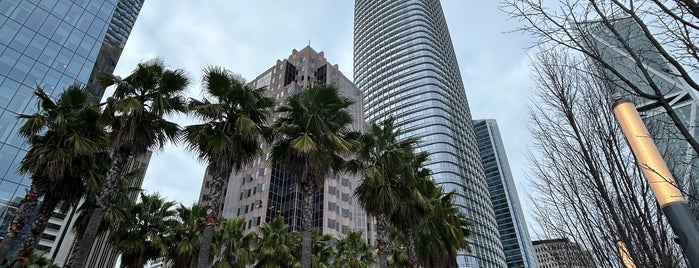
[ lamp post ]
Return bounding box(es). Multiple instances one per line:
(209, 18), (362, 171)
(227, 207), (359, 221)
(612, 94), (699, 267)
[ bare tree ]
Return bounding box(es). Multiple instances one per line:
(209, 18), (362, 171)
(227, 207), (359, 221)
(528, 49), (685, 267)
(503, 0), (699, 225)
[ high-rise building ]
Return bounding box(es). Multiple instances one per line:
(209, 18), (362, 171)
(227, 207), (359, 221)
(198, 46), (373, 243)
(582, 17), (699, 219)
(473, 119), (538, 268)
(0, 0), (144, 264)
(354, 0), (505, 266)
(532, 238), (594, 268)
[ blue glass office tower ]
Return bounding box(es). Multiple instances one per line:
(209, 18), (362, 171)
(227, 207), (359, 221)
(0, 0), (143, 244)
(354, 1), (506, 266)
(473, 119), (538, 268)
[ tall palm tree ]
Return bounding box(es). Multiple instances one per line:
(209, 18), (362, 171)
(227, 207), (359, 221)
(165, 204), (207, 268)
(347, 118), (418, 268)
(212, 218), (258, 268)
(108, 193), (177, 268)
(73, 59), (189, 268)
(256, 217), (297, 268)
(14, 152), (111, 268)
(183, 66), (274, 268)
(270, 83), (356, 268)
(0, 86), (107, 265)
(390, 151), (432, 268)
(333, 231), (374, 268)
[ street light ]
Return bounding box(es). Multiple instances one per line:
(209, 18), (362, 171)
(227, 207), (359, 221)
(612, 94), (699, 267)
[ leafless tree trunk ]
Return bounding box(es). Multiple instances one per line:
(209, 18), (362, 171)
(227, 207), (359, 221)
(527, 49), (685, 267)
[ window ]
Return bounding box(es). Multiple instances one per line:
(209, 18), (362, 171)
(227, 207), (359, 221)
(341, 193), (349, 202)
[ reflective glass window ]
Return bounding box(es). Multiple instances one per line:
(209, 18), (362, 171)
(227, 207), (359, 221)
(8, 55), (32, 82)
(23, 32), (47, 59)
(25, 6), (48, 29)
(10, 1), (33, 24)
(0, 48), (21, 77)
(38, 15), (60, 38)
(0, 0), (21, 17)
(0, 180), (19, 202)
(0, 19), (20, 46)
(51, 1), (71, 18)
(37, 0), (57, 12)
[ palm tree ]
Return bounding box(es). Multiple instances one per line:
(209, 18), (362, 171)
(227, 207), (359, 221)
(386, 227), (409, 268)
(14, 152), (111, 268)
(212, 218), (258, 268)
(183, 66), (274, 268)
(347, 118), (418, 268)
(390, 151), (432, 268)
(72, 59), (189, 268)
(256, 217), (297, 268)
(333, 231), (374, 268)
(165, 204), (207, 268)
(108, 193), (177, 268)
(309, 229), (333, 268)
(416, 190), (471, 268)
(270, 83), (356, 268)
(0, 86), (107, 265)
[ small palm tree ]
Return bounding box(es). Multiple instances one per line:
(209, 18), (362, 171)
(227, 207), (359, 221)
(256, 217), (297, 268)
(270, 83), (356, 268)
(212, 218), (258, 268)
(310, 229), (333, 268)
(0, 86), (107, 265)
(73, 59), (189, 268)
(165, 204), (207, 268)
(109, 193), (177, 268)
(333, 231), (374, 268)
(183, 66), (274, 268)
(347, 117), (418, 268)
(416, 190), (471, 268)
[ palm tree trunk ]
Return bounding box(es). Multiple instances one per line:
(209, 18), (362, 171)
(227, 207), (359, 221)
(196, 170), (228, 268)
(0, 177), (46, 263)
(13, 194), (57, 268)
(375, 214), (388, 268)
(301, 183), (314, 268)
(406, 228), (418, 268)
(72, 150), (130, 268)
(196, 224), (214, 268)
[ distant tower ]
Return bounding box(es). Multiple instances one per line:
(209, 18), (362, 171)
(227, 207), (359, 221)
(198, 46), (373, 243)
(0, 0), (145, 265)
(354, 0), (505, 266)
(473, 119), (538, 268)
(532, 238), (594, 268)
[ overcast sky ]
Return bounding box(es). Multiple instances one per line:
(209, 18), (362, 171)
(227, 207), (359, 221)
(106, 1), (540, 236)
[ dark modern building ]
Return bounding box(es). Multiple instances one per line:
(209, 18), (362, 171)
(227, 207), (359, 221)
(474, 119), (538, 268)
(0, 0), (144, 265)
(354, 0), (505, 266)
(581, 17), (699, 219)
(198, 46), (373, 243)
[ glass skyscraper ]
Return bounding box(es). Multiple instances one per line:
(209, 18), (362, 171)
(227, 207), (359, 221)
(354, 0), (506, 266)
(473, 119), (538, 268)
(0, 0), (143, 257)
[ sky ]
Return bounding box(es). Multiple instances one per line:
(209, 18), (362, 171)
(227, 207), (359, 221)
(106, 1), (540, 236)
